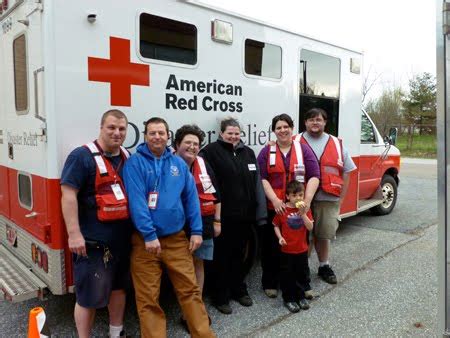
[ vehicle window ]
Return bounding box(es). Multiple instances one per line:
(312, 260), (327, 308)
(244, 39), (282, 79)
(18, 172), (32, 210)
(13, 34), (28, 114)
(361, 112), (376, 143)
(300, 49), (340, 98)
(139, 13), (197, 65)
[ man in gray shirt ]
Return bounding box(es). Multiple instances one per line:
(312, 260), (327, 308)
(296, 108), (356, 284)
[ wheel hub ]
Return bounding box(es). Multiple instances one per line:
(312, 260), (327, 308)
(381, 183), (394, 208)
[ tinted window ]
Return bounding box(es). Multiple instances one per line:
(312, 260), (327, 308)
(300, 49), (340, 98)
(18, 173), (32, 209)
(13, 34), (28, 113)
(140, 13), (197, 65)
(361, 112), (376, 143)
(245, 39), (282, 79)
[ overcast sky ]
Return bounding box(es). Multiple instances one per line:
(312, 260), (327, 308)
(202, 0), (436, 100)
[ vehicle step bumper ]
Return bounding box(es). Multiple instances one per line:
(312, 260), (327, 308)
(0, 245), (47, 302)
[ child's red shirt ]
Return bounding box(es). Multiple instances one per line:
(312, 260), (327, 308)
(272, 207), (313, 254)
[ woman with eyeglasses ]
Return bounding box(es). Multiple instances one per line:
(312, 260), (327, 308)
(174, 124), (221, 294)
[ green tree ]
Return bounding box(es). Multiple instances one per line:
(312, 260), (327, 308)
(366, 87), (403, 137)
(402, 72), (436, 149)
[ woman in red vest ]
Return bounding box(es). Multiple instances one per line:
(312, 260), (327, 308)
(257, 114), (320, 298)
(174, 125), (222, 297)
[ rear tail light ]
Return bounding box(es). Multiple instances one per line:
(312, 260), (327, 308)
(36, 247), (42, 268)
(30, 243), (49, 273)
(41, 252), (48, 273)
(31, 243), (37, 263)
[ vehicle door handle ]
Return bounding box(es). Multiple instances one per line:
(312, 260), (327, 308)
(25, 211), (38, 218)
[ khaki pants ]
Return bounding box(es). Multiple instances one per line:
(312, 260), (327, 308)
(131, 231), (215, 338)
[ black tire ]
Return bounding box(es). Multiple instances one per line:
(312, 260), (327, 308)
(370, 174), (398, 215)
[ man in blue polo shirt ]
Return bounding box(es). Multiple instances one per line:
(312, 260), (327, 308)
(61, 109), (132, 338)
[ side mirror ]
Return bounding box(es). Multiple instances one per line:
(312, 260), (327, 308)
(387, 127), (398, 145)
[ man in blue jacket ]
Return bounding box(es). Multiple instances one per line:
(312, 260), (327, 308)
(123, 117), (214, 338)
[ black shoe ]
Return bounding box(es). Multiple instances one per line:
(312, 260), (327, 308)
(234, 295), (253, 307)
(298, 298), (310, 310)
(318, 265), (337, 284)
(215, 302), (233, 314)
(284, 301), (300, 313)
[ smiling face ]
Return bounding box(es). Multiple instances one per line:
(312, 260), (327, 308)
(274, 120), (293, 145)
(145, 122), (168, 157)
(220, 126), (241, 147)
(305, 114), (326, 137)
(176, 134), (200, 165)
(98, 116), (127, 154)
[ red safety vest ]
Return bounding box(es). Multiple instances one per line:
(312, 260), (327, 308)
(266, 141), (305, 210)
(192, 156), (217, 216)
(85, 142), (130, 222)
(295, 133), (344, 197)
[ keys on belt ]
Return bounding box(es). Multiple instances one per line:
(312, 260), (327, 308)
(103, 247), (113, 268)
(84, 240), (113, 268)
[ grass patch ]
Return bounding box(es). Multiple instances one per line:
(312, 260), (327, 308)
(396, 134), (436, 158)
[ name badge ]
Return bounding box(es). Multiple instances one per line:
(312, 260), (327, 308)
(294, 164), (305, 173)
(248, 163), (257, 171)
(294, 164), (305, 182)
(111, 184), (125, 201)
(199, 174), (216, 194)
(148, 192), (158, 209)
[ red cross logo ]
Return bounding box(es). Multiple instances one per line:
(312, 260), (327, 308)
(88, 36), (150, 107)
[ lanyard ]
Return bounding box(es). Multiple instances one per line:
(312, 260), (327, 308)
(153, 158), (162, 191)
(94, 140), (124, 182)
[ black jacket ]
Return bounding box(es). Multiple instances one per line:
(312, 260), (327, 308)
(200, 138), (267, 225)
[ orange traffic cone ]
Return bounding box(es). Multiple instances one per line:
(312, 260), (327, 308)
(28, 307), (50, 338)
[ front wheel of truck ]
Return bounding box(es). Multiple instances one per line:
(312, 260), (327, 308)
(370, 174), (398, 215)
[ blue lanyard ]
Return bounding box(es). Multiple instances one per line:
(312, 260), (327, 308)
(153, 158), (162, 192)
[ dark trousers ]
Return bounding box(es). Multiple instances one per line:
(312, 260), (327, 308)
(211, 218), (251, 305)
(261, 210), (280, 289)
(280, 251), (310, 303)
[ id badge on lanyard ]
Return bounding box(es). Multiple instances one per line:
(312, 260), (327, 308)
(111, 183), (125, 201)
(149, 161), (161, 209)
(148, 192), (158, 209)
(294, 164), (305, 182)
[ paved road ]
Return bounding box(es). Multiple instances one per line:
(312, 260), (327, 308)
(257, 225), (437, 337)
(0, 161), (438, 337)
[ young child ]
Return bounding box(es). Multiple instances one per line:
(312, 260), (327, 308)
(272, 180), (314, 313)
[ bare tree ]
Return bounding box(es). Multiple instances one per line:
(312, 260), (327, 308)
(366, 87), (403, 137)
(362, 65), (382, 104)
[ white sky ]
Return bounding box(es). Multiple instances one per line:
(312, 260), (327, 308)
(202, 0), (436, 101)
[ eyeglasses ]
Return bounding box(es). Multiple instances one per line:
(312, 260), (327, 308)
(306, 118), (325, 123)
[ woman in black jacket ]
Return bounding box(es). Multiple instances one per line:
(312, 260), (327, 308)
(200, 117), (267, 315)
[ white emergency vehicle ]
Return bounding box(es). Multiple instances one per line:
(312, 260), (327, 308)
(0, 0), (400, 302)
